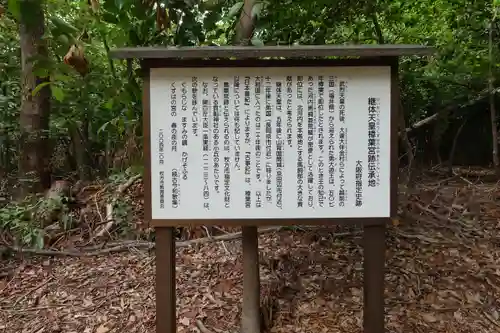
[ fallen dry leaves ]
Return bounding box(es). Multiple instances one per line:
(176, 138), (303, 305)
(1, 175), (500, 332)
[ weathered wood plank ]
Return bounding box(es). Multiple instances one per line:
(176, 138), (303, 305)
(110, 44), (434, 59)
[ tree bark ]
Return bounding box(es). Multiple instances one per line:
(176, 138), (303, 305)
(235, 0), (255, 46)
(18, 0), (51, 199)
(399, 101), (415, 186)
(447, 118), (467, 176)
(489, 14), (499, 176)
(69, 121), (91, 181)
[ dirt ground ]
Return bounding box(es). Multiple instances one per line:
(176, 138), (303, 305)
(1, 176), (500, 333)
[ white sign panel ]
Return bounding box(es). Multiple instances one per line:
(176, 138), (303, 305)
(149, 66), (391, 219)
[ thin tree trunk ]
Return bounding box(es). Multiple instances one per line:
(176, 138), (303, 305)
(18, 0), (51, 199)
(69, 121), (91, 181)
(447, 118), (467, 176)
(489, 15), (500, 176)
(235, 0), (255, 46)
(399, 101), (415, 186)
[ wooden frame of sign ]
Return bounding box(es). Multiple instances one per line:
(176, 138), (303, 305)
(110, 45), (433, 333)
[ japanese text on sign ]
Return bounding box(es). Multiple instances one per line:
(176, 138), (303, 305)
(149, 66), (391, 219)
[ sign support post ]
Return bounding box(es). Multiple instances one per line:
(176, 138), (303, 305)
(155, 227), (176, 333)
(363, 224), (386, 333)
(242, 226), (260, 333)
(111, 44), (433, 333)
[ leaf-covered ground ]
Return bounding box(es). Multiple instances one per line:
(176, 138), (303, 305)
(1, 176), (500, 333)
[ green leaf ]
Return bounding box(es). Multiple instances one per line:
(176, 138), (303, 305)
(98, 121), (110, 134)
(102, 11), (119, 24)
(104, 98), (114, 110)
(35, 231), (44, 249)
(51, 86), (64, 102)
(32, 81), (51, 96)
(7, 0), (20, 20)
(52, 74), (71, 82)
(115, 0), (125, 10)
(227, 2), (243, 18)
(49, 16), (79, 34)
(251, 2), (263, 19)
(202, 0), (222, 9)
(251, 37), (264, 46)
(56, 34), (70, 45)
(33, 67), (50, 78)
(203, 10), (220, 30)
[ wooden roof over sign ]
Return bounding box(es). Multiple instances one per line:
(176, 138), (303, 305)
(109, 44), (434, 60)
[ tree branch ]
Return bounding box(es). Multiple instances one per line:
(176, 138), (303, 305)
(0, 227), (326, 257)
(404, 87), (500, 134)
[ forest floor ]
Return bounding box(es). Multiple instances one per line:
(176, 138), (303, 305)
(1, 168), (500, 333)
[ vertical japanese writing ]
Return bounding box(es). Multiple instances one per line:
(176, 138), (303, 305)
(254, 76), (263, 208)
(150, 67), (391, 219)
(181, 152), (188, 181)
(367, 97), (380, 187)
(355, 160), (363, 207)
(234, 76), (241, 171)
(339, 80), (347, 123)
(307, 76), (315, 208)
(158, 129), (165, 209)
(212, 76), (220, 194)
(202, 81), (210, 209)
(170, 81), (179, 208)
(181, 116), (188, 147)
(296, 76), (304, 208)
(265, 76), (273, 205)
(181, 82), (188, 147)
(170, 82), (178, 153)
(338, 127), (347, 207)
(171, 123), (178, 152)
(223, 81), (231, 208)
(159, 170), (165, 209)
(180, 81), (189, 183)
(172, 168), (180, 208)
(317, 76), (325, 208)
(244, 76), (252, 207)
(224, 156), (230, 208)
(276, 79), (284, 209)
(158, 130), (165, 166)
(286, 76), (293, 147)
(327, 76), (336, 207)
(375, 97), (381, 186)
(191, 77), (199, 137)
(223, 82), (230, 152)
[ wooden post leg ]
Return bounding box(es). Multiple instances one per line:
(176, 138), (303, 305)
(363, 224), (386, 333)
(156, 227), (176, 333)
(241, 226), (261, 333)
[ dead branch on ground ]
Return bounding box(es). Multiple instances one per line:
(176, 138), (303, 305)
(92, 174), (142, 240)
(4, 226), (350, 257)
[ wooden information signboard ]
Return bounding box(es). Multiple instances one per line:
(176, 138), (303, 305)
(110, 45), (433, 333)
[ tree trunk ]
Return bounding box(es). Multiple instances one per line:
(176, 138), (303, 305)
(447, 118), (467, 176)
(69, 121), (91, 181)
(489, 16), (500, 176)
(18, 0), (51, 199)
(235, 0), (255, 45)
(399, 101), (415, 186)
